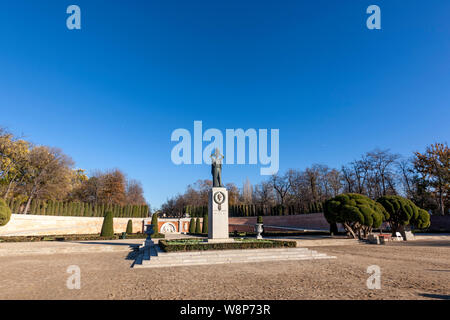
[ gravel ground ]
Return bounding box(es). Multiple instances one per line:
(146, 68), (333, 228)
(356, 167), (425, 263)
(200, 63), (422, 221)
(0, 240), (448, 300)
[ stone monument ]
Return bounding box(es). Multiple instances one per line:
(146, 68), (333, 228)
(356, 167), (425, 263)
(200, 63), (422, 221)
(208, 148), (233, 242)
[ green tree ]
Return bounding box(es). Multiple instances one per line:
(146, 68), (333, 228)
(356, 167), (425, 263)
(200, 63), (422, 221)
(126, 219), (133, 234)
(189, 218), (196, 233)
(151, 212), (158, 233)
(323, 193), (388, 239)
(195, 217), (201, 233)
(0, 198), (12, 226)
(100, 211), (114, 237)
(202, 213), (208, 234)
(377, 195), (430, 236)
(414, 143), (449, 215)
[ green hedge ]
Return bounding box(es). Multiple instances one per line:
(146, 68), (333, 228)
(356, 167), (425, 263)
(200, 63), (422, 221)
(184, 202), (323, 217)
(159, 239), (296, 252)
(202, 214), (208, 234)
(126, 219), (133, 234)
(100, 212), (114, 237)
(5, 198), (149, 218)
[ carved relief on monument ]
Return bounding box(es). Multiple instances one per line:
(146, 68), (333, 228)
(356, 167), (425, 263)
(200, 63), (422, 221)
(160, 222), (177, 233)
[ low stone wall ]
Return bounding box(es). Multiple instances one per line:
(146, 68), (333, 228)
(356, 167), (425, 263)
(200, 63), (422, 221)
(428, 215), (450, 232)
(229, 213), (333, 231)
(0, 214), (150, 237)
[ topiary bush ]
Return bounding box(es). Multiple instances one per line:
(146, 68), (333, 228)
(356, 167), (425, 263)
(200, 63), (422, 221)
(151, 212), (158, 233)
(189, 218), (196, 234)
(0, 199), (12, 226)
(323, 193), (388, 239)
(126, 219), (133, 234)
(195, 217), (201, 233)
(100, 211), (114, 237)
(257, 215), (263, 224)
(202, 213), (208, 234)
(377, 195), (431, 236)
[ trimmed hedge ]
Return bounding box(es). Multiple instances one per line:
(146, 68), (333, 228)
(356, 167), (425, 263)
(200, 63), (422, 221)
(189, 218), (196, 233)
(6, 198), (149, 218)
(202, 214), (208, 234)
(0, 198), (12, 226)
(151, 213), (158, 231)
(159, 239), (296, 252)
(195, 217), (201, 233)
(184, 202), (324, 217)
(126, 219), (133, 234)
(100, 211), (114, 237)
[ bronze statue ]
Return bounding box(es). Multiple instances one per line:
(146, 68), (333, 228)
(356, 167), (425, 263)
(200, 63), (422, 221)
(210, 148), (224, 187)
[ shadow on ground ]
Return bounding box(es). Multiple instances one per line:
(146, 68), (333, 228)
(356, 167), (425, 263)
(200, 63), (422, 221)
(419, 293), (450, 300)
(72, 241), (141, 247)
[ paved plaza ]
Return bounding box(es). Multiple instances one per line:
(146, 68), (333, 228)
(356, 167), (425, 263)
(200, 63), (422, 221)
(0, 236), (449, 300)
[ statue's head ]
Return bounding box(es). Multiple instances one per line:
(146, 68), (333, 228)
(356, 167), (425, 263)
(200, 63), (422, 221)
(210, 148), (223, 162)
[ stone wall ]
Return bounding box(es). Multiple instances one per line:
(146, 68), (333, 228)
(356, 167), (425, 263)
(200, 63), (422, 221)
(429, 215), (450, 232)
(0, 214), (150, 237)
(157, 218), (200, 234)
(229, 213), (333, 231)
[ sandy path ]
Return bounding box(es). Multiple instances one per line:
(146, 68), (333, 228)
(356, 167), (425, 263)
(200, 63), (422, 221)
(0, 240), (448, 300)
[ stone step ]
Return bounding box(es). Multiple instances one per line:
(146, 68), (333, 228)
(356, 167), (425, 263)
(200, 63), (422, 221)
(155, 247), (313, 257)
(133, 244), (336, 268)
(149, 251), (321, 262)
(136, 254), (336, 268)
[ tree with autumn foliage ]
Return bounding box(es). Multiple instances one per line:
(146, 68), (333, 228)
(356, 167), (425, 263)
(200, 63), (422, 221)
(414, 143), (449, 216)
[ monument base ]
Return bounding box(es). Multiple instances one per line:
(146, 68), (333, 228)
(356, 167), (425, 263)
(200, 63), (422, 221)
(208, 187), (230, 240)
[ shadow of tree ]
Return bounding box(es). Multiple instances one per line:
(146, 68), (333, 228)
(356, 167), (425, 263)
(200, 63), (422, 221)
(419, 293), (450, 300)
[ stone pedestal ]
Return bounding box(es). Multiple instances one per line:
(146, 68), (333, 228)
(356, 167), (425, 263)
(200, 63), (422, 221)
(208, 187), (230, 241)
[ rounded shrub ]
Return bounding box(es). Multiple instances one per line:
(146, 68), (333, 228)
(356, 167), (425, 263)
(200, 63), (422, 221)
(126, 219), (133, 234)
(0, 199), (12, 226)
(257, 215), (263, 224)
(100, 211), (114, 237)
(377, 195), (430, 234)
(323, 193), (388, 239)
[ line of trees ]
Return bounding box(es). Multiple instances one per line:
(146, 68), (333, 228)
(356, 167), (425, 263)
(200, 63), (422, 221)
(160, 143), (448, 217)
(184, 202), (323, 218)
(5, 198), (149, 217)
(0, 127), (150, 217)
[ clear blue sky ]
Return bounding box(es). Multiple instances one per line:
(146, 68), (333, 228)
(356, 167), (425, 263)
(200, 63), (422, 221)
(0, 0), (449, 209)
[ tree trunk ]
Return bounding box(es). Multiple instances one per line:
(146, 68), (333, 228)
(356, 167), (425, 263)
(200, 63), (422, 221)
(23, 192), (35, 215)
(343, 222), (357, 239)
(3, 173), (18, 199)
(438, 186), (445, 216)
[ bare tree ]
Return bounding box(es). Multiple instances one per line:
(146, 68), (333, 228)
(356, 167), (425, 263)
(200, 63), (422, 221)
(271, 172), (291, 212)
(254, 181), (275, 211)
(22, 147), (73, 214)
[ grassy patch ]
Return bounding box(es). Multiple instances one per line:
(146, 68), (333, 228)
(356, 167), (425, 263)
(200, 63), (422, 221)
(159, 238), (296, 252)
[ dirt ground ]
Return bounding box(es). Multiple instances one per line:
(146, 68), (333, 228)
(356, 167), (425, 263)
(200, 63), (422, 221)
(0, 239), (449, 300)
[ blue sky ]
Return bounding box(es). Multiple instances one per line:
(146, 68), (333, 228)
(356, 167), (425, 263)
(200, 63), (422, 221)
(0, 0), (449, 209)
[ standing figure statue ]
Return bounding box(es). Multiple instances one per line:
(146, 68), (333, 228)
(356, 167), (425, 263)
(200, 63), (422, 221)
(210, 148), (224, 187)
